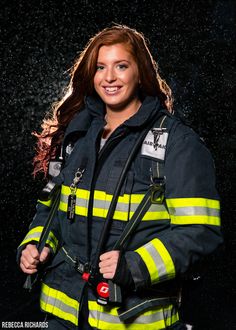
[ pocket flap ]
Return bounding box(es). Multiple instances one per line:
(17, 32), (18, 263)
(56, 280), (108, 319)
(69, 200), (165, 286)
(117, 293), (176, 321)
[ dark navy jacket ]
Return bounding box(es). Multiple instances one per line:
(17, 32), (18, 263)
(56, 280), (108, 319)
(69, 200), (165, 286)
(18, 96), (222, 329)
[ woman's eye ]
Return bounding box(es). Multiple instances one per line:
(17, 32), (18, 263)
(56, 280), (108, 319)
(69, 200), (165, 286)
(117, 64), (128, 70)
(96, 65), (104, 71)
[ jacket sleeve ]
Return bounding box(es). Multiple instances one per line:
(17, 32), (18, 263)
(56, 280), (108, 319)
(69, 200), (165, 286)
(16, 195), (62, 264)
(125, 128), (223, 289)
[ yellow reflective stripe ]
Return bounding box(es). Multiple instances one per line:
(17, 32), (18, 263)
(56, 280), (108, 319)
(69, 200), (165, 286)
(94, 191), (138, 204)
(19, 226), (58, 252)
(88, 301), (179, 329)
(167, 198), (220, 208)
(61, 185), (90, 200)
(59, 200), (69, 213)
(61, 185), (143, 204)
(46, 231), (59, 253)
(135, 246), (158, 283)
(40, 283), (79, 326)
(166, 198), (220, 226)
(38, 199), (52, 207)
(152, 239), (175, 278)
(59, 202), (169, 222)
(59, 202), (89, 217)
(142, 211), (170, 221)
(94, 190), (112, 201)
(19, 226), (43, 246)
(171, 215), (220, 226)
(61, 185), (143, 205)
(59, 185), (170, 222)
(135, 238), (175, 284)
(93, 208), (128, 221)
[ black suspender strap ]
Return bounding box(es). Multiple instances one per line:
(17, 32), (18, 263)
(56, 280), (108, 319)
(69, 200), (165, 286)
(23, 186), (61, 290)
(23, 148), (66, 290)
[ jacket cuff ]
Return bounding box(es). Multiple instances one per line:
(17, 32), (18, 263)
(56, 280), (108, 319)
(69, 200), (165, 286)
(113, 253), (135, 289)
(125, 251), (151, 290)
(135, 238), (176, 285)
(18, 226), (59, 254)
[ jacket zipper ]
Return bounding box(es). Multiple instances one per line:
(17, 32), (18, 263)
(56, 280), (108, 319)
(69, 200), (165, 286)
(85, 131), (126, 263)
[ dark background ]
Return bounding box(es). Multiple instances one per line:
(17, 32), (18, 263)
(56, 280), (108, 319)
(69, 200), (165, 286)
(0, 0), (235, 328)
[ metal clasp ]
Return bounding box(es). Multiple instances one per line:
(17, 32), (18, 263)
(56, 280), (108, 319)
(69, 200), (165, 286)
(150, 183), (165, 204)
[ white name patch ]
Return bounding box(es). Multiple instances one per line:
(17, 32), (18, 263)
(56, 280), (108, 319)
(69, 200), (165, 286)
(141, 128), (168, 160)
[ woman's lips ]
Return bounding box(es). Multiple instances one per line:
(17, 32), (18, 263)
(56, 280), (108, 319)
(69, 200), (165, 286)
(103, 86), (122, 94)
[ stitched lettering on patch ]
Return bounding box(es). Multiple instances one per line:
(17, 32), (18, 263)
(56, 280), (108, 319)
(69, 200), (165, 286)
(141, 128), (168, 160)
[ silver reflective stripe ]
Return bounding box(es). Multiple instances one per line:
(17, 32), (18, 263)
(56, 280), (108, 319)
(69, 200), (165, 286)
(103, 199), (129, 212)
(145, 243), (168, 280)
(61, 194), (129, 212)
(89, 310), (118, 323)
(148, 204), (169, 213)
(61, 193), (167, 214)
(23, 232), (41, 241)
(41, 291), (78, 318)
(61, 194), (87, 208)
(89, 303), (175, 324)
(168, 206), (220, 217)
(129, 303), (176, 324)
(61, 194), (69, 204)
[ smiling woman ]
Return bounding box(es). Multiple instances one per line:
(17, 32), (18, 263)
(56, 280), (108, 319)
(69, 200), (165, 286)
(94, 44), (141, 111)
(17, 24), (222, 330)
(94, 44), (141, 138)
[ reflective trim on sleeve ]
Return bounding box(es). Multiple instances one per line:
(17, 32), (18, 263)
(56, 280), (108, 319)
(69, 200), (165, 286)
(88, 300), (179, 329)
(46, 231), (59, 253)
(40, 283), (79, 326)
(135, 238), (175, 284)
(166, 198), (220, 226)
(59, 185), (170, 222)
(19, 226), (58, 253)
(38, 199), (52, 207)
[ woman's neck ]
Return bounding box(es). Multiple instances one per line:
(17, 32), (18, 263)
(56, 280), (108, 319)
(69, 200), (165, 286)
(103, 100), (142, 138)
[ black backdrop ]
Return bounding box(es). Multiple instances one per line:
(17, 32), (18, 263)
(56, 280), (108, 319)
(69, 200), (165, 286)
(1, 0), (235, 329)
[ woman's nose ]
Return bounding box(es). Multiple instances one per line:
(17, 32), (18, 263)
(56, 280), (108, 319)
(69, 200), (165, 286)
(105, 68), (116, 82)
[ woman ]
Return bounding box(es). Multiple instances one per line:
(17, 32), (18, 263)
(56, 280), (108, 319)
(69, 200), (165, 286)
(18, 25), (222, 329)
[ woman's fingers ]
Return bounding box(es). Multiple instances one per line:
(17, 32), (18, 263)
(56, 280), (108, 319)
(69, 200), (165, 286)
(20, 244), (40, 274)
(99, 250), (120, 279)
(39, 246), (51, 263)
(20, 244), (51, 274)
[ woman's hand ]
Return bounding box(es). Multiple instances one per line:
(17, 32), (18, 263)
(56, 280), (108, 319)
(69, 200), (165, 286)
(20, 244), (51, 274)
(99, 250), (120, 279)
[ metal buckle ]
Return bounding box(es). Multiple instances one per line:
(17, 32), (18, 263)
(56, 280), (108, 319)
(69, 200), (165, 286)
(74, 258), (88, 274)
(151, 184), (165, 204)
(83, 262), (91, 273)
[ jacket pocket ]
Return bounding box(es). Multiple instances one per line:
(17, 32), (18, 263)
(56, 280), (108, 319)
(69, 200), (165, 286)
(105, 163), (134, 223)
(106, 160), (134, 193)
(117, 292), (177, 321)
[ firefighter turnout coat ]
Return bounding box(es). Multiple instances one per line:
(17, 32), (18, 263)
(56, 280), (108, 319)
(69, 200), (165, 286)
(18, 96), (222, 329)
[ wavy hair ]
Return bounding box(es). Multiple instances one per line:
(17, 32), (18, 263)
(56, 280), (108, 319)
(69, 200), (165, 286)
(33, 24), (173, 177)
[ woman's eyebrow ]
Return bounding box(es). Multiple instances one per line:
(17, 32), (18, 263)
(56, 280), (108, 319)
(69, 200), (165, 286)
(96, 60), (131, 65)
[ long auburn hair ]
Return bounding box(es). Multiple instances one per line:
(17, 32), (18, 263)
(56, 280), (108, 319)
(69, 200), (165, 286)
(33, 24), (173, 177)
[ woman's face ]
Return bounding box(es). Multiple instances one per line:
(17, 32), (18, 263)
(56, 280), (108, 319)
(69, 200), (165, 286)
(94, 43), (140, 112)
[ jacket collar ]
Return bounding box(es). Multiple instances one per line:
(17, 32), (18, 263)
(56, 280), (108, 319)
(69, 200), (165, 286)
(64, 95), (162, 139)
(64, 95), (104, 139)
(122, 96), (161, 127)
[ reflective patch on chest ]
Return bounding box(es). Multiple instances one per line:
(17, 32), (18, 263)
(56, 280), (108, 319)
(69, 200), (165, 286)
(141, 128), (168, 160)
